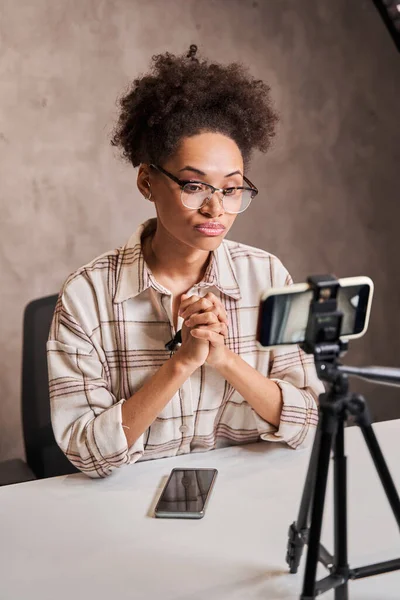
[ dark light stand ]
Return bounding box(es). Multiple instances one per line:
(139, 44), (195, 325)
(285, 275), (400, 600)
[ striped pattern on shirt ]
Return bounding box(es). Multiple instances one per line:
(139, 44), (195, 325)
(47, 218), (321, 478)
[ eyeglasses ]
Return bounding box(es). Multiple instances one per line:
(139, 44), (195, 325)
(149, 164), (258, 214)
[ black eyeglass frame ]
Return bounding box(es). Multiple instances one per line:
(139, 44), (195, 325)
(149, 164), (258, 214)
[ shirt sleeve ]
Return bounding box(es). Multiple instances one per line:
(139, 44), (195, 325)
(253, 345), (323, 448)
(252, 256), (324, 449)
(47, 275), (144, 479)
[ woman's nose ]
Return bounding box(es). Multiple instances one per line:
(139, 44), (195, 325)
(199, 191), (225, 217)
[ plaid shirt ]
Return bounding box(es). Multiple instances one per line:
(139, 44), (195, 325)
(47, 218), (321, 478)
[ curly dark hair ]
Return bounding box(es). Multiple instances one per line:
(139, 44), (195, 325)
(111, 46), (279, 169)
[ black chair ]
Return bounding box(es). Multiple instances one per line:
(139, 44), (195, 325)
(0, 295), (79, 485)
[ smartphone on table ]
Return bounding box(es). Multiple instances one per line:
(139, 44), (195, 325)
(257, 276), (374, 348)
(154, 468), (218, 519)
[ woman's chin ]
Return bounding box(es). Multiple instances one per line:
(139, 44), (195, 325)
(191, 236), (225, 251)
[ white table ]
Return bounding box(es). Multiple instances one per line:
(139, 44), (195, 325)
(1, 420), (399, 600)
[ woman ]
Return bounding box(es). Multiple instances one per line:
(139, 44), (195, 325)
(47, 46), (321, 478)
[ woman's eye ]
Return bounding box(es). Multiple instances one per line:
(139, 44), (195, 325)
(185, 184), (203, 193)
(224, 187), (237, 196)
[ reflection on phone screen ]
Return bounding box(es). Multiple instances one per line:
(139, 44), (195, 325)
(157, 469), (216, 513)
(270, 285), (366, 345)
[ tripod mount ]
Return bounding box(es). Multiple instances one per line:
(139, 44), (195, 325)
(286, 275), (400, 600)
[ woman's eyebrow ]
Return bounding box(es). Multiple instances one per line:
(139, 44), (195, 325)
(225, 170), (242, 178)
(179, 165), (243, 177)
(178, 166), (206, 176)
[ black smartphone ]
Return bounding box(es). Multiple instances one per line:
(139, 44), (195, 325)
(257, 276), (374, 348)
(154, 468), (218, 519)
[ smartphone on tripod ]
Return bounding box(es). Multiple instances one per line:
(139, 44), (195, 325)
(257, 275), (374, 349)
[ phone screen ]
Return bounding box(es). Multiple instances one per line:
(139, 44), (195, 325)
(155, 468), (218, 518)
(259, 284), (371, 346)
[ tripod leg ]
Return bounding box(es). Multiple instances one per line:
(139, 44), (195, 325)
(333, 417), (349, 600)
(351, 396), (400, 529)
(287, 423), (322, 573)
(301, 405), (336, 600)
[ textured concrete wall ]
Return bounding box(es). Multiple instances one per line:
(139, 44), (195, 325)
(1, 0), (399, 462)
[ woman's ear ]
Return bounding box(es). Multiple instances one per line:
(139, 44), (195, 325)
(137, 164), (153, 201)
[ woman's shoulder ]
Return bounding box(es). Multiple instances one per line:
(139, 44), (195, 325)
(60, 221), (150, 297)
(53, 245), (126, 341)
(61, 246), (123, 295)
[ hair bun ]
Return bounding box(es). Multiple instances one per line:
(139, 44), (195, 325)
(187, 44), (199, 62)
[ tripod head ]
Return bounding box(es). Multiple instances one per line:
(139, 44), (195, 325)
(300, 275), (349, 387)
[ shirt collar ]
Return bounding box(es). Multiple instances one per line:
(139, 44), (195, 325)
(114, 218), (241, 304)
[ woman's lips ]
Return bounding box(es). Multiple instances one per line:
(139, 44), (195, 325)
(194, 224), (226, 237)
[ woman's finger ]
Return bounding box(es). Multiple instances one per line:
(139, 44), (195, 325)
(179, 296), (215, 320)
(178, 294), (201, 316)
(180, 293), (228, 323)
(190, 328), (225, 345)
(202, 292), (228, 323)
(189, 319), (227, 338)
(201, 304), (228, 324)
(184, 312), (219, 328)
(219, 322), (229, 338)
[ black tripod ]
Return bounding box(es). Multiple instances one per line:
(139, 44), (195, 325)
(285, 276), (400, 599)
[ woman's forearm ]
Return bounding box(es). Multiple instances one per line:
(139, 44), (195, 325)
(214, 348), (283, 427)
(121, 352), (197, 448)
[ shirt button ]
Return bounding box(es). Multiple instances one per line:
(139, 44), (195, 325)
(180, 425), (189, 434)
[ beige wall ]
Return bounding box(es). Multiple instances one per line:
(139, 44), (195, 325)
(1, 0), (399, 462)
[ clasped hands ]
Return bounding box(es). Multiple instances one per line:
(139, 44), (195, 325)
(177, 292), (229, 369)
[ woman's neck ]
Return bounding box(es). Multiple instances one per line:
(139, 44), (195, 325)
(142, 227), (210, 289)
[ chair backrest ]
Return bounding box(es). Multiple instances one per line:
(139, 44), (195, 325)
(22, 295), (79, 479)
